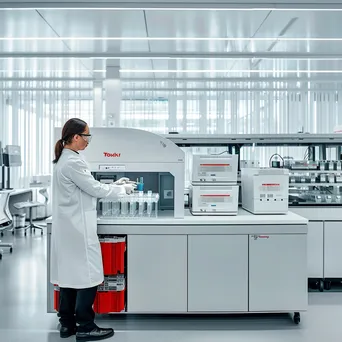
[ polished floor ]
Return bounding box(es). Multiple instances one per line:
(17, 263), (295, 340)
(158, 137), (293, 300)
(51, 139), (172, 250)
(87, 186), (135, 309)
(0, 228), (341, 342)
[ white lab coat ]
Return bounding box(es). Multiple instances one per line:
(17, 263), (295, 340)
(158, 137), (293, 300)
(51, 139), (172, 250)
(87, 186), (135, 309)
(50, 148), (125, 289)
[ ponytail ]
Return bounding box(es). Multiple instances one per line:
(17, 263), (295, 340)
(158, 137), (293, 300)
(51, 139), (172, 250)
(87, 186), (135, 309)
(53, 118), (88, 164)
(53, 139), (64, 164)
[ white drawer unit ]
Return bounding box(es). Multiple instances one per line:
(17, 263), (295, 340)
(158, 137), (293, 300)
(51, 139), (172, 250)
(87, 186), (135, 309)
(324, 222), (342, 278)
(307, 222), (324, 279)
(188, 235), (248, 312)
(127, 235), (187, 313)
(249, 234), (307, 312)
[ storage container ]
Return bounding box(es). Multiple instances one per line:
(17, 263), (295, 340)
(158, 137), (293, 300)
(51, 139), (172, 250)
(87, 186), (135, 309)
(53, 284), (60, 312)
(93, 291), (125, 314)
(99, 236), (126, 275)
(94, 276), (126, 314)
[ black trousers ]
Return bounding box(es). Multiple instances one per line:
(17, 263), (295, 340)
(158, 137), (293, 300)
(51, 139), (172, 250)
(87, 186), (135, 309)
(59, 286), (98, 332)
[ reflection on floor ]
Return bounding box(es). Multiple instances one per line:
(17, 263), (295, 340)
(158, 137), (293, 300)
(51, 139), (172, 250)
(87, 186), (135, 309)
(0, 228), (341, 342)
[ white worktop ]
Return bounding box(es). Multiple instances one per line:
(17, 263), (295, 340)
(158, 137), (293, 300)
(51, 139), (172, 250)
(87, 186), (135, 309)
(290, 206), (342, 221)
(47, 209), (307, 226)
(97, 209), (307, 226)
(47, 209), (307, 235)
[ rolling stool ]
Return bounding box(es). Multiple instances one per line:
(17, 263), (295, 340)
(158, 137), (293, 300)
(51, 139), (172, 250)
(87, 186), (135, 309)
(13, 202), (45, 236)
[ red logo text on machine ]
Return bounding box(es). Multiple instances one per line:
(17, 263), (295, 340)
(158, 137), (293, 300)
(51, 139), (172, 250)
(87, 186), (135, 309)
(103, 152), (121, 158)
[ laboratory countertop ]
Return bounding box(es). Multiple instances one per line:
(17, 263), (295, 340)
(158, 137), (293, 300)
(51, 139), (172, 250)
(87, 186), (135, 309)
(290, 206), (342, 221)
(47, 209), (308, 235)
(96, 209), (307, 226)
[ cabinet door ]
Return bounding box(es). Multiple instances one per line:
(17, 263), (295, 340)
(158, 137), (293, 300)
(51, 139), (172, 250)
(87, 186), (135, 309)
(249, 234), (307, 312)
(188, 235), (248, 312)
(307, 222), (324, 278)
(324, 222), (342, 278)
(127, 235), (187, 313)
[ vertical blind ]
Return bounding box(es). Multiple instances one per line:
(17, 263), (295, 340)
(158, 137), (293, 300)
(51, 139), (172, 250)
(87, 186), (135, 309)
(1, 88), (342, 188)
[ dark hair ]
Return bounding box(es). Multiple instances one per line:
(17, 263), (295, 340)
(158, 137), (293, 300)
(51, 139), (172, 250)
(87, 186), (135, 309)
(53, 118), (87, 164)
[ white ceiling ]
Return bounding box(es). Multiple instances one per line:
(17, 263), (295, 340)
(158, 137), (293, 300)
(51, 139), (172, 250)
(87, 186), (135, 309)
(0, 7), (342, 83)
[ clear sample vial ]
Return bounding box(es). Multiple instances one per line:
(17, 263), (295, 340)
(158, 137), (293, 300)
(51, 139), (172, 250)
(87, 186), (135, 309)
(138, 191), (144, 217)
(121, 198), (128, 217)
(102, 200), (112, 217)
(112, 201), (120, 217)
(129, 196), (136, 217)
(147, 191), (152, 217)
(154, 193), (160, 218)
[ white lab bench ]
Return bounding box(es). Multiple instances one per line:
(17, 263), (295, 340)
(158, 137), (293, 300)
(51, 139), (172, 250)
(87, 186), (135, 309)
(46, 209), (308, 322)
(290, 207), (342, 288)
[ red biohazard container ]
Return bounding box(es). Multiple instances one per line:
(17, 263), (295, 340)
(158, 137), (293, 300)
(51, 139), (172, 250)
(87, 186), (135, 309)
(94, 291), (125, 314)
(99, 236), (126, 275)
(94, 276), (126, 314)
(53, 284), (60, 312)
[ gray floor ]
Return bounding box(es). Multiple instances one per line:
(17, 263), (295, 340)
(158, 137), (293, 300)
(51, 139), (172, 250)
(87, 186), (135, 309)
(0, 229), (341, 342)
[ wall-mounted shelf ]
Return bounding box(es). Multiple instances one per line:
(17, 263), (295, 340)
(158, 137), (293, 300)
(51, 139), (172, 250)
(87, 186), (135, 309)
(290, 183), (342, 187)
(165, 133), (342, 148)
(289, 170), (342, 174)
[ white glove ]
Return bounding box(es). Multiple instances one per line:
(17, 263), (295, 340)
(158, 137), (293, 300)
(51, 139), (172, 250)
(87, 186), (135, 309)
(123, 183), (136, 195)
(114, 177), (130, 185)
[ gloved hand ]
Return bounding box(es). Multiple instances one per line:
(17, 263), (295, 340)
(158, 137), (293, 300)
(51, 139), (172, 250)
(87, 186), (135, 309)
(123, 183), (136, 195)
(114, 177), (130, 185)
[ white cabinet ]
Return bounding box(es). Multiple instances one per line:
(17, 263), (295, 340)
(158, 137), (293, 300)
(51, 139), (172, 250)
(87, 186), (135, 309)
(127, 235), (187, 313)
(324, 222), (342, 278)
(249, 234), (307, 312)
(307, 222), (324, 278)
(188, 235), (248, 312)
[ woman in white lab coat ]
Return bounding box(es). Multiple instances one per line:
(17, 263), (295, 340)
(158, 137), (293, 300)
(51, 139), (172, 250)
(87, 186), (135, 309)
(50, 118), (135, 341)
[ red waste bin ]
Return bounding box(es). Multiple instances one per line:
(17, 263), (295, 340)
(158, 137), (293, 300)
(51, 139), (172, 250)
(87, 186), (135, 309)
(99, 236), (126, 275)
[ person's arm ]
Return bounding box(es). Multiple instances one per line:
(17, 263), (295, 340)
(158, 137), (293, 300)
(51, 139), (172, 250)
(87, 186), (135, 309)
(64, 158), (126, 199)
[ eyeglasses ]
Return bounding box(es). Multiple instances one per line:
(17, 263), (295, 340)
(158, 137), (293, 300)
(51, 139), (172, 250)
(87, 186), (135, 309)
(79, 133), (92, 143)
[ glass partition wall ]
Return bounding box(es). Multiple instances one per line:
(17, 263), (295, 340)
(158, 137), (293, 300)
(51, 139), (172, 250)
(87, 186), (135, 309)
(1, 83), (342, 188)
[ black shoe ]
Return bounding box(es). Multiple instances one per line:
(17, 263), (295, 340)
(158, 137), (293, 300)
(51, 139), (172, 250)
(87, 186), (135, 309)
(76, 327), (114, 341)
(60, 326), (76, 338)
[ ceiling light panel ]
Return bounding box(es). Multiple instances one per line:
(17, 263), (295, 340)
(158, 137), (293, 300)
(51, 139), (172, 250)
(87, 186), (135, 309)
(3, 7), (342, 11)
(144, 9), (270, 43)
(2, 37), (342, 42)
(119, 69), (342, 74)
(37, 9), (147, 39)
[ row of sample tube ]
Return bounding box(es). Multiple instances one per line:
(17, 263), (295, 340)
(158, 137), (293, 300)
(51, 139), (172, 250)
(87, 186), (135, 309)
(311, 194), (342, 204)
(99, 191), (160, 218)
(290, 173), (342, 184)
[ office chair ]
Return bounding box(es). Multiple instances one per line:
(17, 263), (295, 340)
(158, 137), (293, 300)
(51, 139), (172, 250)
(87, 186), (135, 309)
(39, 188), (49, 221)
(0, 191), (14, 257)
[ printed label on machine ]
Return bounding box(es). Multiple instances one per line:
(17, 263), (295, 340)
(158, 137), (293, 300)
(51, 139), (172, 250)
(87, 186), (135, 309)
(99, 164), (126, 171)
(199, 164), (232, 176)
(260, 183), (281, 192)
(98, 236), (126, 243)
(98, 276), (125, 292)
(199, 194), (232, 207)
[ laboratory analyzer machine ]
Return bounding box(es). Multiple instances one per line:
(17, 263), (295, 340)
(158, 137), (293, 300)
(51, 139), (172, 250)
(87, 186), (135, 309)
(192, 154), (238, 184)
(189, 185), (239, 216)
(241, 168), (289, 215)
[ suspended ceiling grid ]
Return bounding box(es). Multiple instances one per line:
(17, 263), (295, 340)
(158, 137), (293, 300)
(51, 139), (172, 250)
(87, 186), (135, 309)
(0, 4), (342, 87)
